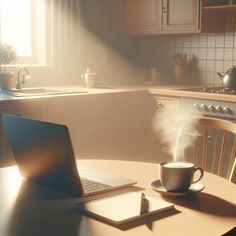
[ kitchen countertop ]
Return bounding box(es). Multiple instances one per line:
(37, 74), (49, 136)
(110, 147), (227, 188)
(0, 86), (145, 100)
(0, 86), (148, 108)
(1, 85), (236, 105)
(148, 86), (236, 102)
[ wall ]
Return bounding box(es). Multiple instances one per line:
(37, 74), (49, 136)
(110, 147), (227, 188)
(76, 2), (236, 87)
(6, 0), (149, 88)
(9, 1), (236, 88)
(73, 0), (150, 86)
(24, 0), (149, 87)
(151, 13), (236, 86)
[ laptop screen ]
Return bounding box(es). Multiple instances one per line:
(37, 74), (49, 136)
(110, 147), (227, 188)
(2, 114), (84, 197)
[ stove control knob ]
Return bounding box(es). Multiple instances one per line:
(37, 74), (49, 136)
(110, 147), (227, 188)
(193, 103), (200, 110)
(216, 106), (223, 112)
(200, 104), (208, 111)
(223, 106), (231, 114)
(208, 105), (215, 111)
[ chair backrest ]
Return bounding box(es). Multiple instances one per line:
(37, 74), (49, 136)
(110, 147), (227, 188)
(181, 117), (236, 183)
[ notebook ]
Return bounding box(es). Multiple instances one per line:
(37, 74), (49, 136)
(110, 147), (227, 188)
(2, 114), (136, 197)
(75, 192), (174, 225)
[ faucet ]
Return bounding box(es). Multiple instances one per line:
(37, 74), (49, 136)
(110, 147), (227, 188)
(16, 67), (31, 89)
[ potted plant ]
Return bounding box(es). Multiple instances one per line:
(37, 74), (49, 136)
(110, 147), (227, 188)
(0, 44), (18, 90)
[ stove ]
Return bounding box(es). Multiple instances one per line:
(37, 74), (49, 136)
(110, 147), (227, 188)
(180, 97), (236, 122)
(182, 87), (236, 95)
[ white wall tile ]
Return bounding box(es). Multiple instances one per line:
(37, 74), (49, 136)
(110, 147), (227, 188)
(175, 47), (183, 54)
(206, 72), (215, 85)
(183, 37), (191, 47)
(215, 48), (224, 60)
(199, 48), (207, 59)
(233, 36), (236, 47)
(214, 76), (222, 86)
(224, 61), (233, 71)
(215, 35), (225, 48)
(207, 35), (216, 48)
(167, 48), (176, 58)
(182, 48), (190, 56)
(199, 36), (207, 47)
(224, 48), (233, 60)
(175, 38), (183, 47)
(207, 60), (215, 72)
(207, 48), (215, 60)
(168, 38), (176, 48)
(224, 35), (234, 47)
(190, 48), (199, 58)
(215, 60), (224, 73)
(198, 60), (207, 71)
(191, 37), (199, 48)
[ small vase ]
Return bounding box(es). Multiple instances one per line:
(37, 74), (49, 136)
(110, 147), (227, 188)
(174, 65), (187, 85)
(0, 73), (14, 90)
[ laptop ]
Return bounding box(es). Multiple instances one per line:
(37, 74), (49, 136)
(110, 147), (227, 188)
(2, 114), (136, 197)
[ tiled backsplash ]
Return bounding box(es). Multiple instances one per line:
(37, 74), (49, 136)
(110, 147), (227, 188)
(157, 13), (236, 86)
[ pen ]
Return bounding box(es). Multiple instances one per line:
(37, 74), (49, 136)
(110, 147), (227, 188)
(140, 193), (149, 215)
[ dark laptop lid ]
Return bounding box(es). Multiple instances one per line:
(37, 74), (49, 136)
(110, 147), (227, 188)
(2, 114), (83, 197)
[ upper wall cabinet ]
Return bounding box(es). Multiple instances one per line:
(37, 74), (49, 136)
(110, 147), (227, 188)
(118, 0), (162, 34)
(117, 0), (225, 35)
(118, 0), (200, 34)
(162, 0), (199, 32)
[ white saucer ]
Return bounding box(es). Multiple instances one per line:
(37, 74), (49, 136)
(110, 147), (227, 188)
(149, 180), (205, 197)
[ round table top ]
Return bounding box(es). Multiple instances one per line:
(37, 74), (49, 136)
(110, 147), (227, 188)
(0, 159), (236, 236)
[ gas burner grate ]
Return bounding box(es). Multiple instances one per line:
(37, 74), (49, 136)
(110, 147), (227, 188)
(202, 87), (236, 94)
(179, 87), (236, 95)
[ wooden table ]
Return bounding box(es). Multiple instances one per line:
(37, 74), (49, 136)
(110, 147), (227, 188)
(0, 160), (235, 236)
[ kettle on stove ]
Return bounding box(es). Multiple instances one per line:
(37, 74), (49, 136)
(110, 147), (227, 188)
(217, 66), (236, 88)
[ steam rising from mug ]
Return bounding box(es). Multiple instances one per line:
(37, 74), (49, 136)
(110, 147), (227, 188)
(152, 107), (201, 162)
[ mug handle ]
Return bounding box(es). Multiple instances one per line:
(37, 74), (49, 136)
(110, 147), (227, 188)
(192, 167), (204, 183)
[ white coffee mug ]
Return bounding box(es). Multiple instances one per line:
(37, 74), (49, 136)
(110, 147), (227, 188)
(160, 161), (204, 192)
(81, 69), (97, 88)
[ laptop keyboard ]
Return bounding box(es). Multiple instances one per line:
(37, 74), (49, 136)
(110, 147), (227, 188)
(81, 178), (111, 194)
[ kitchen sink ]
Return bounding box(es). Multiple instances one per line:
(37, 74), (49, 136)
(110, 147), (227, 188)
(0, 88), (87, 97)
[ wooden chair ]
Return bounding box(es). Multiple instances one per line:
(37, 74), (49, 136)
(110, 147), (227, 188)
(181, 117), (236, 184)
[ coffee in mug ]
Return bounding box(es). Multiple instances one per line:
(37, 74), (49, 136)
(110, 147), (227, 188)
(159, 161), (204, 192)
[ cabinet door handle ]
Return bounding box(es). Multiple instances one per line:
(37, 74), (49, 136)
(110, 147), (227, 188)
(163, 6), (167, 14)
(157, 102), (164, 108)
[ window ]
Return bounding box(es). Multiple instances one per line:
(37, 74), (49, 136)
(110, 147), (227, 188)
(0, 0), (46, 65)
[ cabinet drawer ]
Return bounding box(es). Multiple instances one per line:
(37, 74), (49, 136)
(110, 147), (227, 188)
(154, 96), (180, 109)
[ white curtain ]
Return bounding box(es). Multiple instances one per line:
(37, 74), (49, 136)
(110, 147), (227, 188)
(49, 0), (78, 80)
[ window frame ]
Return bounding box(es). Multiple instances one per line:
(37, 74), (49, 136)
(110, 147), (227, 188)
(0, 0), (50, 67)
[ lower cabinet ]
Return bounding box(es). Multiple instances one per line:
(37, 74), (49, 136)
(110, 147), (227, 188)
(41, 92), (159, 162)
(153, 96), (180, 110)
(0, 92), (180, 167)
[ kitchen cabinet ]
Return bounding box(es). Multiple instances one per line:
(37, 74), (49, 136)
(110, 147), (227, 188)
(118, 0), (162, 34)
(118, 0), (225, 34)
(200, 1), (236, 33)
(202, 0), (236, 11)
(0, 90), (182, 167)
(118, 0), (200, 34)
(153, 96), (180, 110)
(163, 0), (200, 32)
(41, 92), (158, 162)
